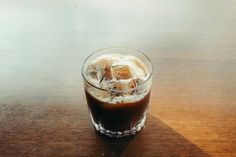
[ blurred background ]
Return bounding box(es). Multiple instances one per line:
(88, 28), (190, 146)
(1, 0), (235, 104)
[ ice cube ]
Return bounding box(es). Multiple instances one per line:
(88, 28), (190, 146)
(87, 58), (113, 83)
(93, 58), (112, 71)
(109, 79), (137, 95)
(111, 64), (133, 80)
(103, 66), (113, 80)
(110, 81), (127, 91)
(135, 78), (145, 85)
(128, 79), (137, 95)
(87, 64), (104, 82)
(134, 78), (149, 94)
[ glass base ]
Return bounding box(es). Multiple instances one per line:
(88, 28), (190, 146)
(90, 115), (146, 138)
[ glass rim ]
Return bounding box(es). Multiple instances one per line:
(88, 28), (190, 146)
(81, 47), (153, 92)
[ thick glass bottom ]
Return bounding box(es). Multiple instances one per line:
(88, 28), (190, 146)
(90, 114), (146, 138)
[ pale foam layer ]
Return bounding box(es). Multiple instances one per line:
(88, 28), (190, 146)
(86, 85), (150, 104)
(85, 54), (151, 103)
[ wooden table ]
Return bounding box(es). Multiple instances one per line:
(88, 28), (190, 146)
(0, 0), (235, 157)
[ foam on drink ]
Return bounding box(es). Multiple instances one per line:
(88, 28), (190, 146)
(85, 54), (151, 104)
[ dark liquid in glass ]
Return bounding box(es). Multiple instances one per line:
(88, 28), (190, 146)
(85, 90), (151, 132)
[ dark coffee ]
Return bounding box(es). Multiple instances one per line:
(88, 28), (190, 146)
(85, 90), (151, 132)
(82, 49), (153, 137)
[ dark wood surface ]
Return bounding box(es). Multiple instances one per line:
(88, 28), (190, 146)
(0, 1), (236, 157)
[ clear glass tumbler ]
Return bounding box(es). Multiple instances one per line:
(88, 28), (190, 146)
(81, 47), (153, 138)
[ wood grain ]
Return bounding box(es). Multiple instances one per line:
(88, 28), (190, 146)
(0, 0), (236, 157)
